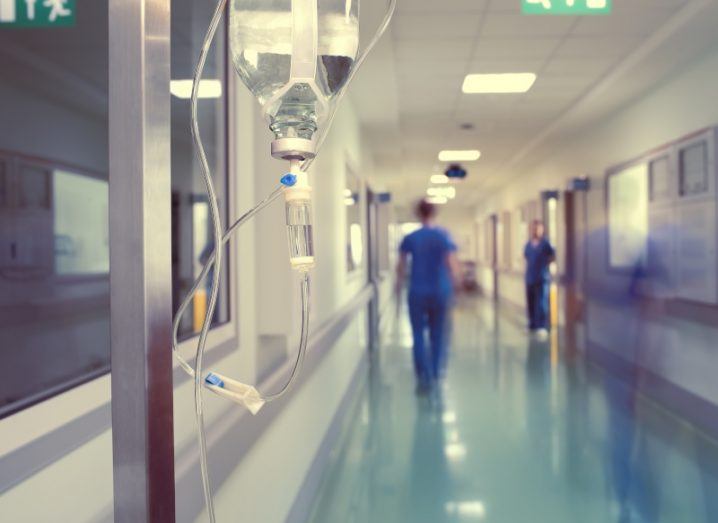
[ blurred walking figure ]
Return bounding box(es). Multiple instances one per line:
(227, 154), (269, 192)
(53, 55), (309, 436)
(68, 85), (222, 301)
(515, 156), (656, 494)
(524, 220), (555, 336)
(396, 200), (461, 392)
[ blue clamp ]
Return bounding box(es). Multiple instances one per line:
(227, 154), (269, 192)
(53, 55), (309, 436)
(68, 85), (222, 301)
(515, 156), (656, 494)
(205, 373), (225, 388)
(280, 173), (297, 187)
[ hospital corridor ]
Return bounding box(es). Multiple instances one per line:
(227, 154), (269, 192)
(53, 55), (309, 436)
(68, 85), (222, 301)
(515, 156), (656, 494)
(2, 1), (718, 522)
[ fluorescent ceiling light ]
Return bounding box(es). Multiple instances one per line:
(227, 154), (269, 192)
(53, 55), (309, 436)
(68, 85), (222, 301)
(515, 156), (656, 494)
(426, 196), (448, 205)
(438, 150), (481, 162)
(170, 79), (223, 99)
(430, 174), (449, 184)
(462, 73), (536, 94)
(427, 186), (456, 199)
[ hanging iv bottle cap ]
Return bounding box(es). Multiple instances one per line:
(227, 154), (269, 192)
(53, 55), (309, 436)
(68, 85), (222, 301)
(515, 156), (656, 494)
(271, 137), (317, 161)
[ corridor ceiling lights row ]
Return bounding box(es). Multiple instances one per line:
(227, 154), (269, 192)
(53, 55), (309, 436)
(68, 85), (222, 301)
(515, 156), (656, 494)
(462, 73), (537, 94)
(438, 150), (481, 162)
(430, 174), (449, 184)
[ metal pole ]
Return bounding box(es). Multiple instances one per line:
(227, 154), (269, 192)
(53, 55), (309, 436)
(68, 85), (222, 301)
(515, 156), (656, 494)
(109, 0), (175, 521)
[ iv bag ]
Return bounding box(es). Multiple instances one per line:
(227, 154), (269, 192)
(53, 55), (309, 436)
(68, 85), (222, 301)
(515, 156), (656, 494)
(229, 0), (360, 141)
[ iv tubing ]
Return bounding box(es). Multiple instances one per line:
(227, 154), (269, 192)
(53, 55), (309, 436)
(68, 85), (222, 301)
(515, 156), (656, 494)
(172, 185), (284, 377)
(190, 0), (227, 521)
(302, 0), (397, 171)
(264, 272), (311, 401)
(184, 0), (394, 519)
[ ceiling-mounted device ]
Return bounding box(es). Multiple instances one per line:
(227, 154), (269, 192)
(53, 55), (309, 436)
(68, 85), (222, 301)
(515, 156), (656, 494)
(445, 164), (467, 180)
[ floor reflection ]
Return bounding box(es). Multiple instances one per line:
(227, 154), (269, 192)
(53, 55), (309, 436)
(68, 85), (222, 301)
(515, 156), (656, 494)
(309, 297), (718, 523)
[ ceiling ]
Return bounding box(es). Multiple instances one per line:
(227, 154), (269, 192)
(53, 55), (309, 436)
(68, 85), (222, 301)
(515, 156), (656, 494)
(351, 0), (718, 209)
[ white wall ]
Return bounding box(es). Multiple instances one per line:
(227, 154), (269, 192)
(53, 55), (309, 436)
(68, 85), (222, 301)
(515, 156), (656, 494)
(0, 80), (373, 523)
(475, 41), (718, 406)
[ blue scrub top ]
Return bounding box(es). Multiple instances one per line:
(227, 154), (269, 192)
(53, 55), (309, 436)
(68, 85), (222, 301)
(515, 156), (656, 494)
(400, 226), (457, 296)
(524, 238), (555, 285)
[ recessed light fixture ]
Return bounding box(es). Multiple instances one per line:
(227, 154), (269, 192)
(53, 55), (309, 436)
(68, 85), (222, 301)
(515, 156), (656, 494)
(427, 186), (456, 199)
(426, 196), (448, 205)
(462, 73), (536, 94)
(430, 174), (449, 184)
(438, 150), (481, 162)
(170, 79), (223, 99)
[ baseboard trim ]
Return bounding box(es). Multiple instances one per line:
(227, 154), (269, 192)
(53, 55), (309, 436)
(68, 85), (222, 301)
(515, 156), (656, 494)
(587, 341), (718, 438)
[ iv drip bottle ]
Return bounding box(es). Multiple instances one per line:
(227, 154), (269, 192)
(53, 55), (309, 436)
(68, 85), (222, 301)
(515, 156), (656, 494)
(229, 0), (359, 140)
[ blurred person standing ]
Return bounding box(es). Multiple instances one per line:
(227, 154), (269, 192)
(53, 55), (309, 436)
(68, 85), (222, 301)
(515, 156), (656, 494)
(524, 219), (556, 336)
(396, 200), (461, 392)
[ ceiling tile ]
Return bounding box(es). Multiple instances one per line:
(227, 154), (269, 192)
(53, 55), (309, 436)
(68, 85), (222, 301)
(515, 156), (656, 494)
(553, 36), (642, 58)
(393, 13), (483, 39)
(481, 13), (577, 37)
(541, 56), (616, 76)
(394, 39), (475, 63)
(472, 36), (560, 60)
(397, 0), (489, 13)
(467, 58), (546, 74)
(571, 6), (677, 36)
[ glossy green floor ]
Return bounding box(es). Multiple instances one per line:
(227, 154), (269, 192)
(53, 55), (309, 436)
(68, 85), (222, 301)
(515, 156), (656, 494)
(308, 298), (718, 523)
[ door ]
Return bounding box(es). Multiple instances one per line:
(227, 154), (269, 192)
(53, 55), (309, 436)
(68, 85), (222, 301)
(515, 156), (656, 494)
(366, 187), (381, 351)
(490, 214), (499, 301)
(541, 191), (560, 329)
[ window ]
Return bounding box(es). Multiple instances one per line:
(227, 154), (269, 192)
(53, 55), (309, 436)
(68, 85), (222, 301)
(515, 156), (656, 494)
(54, 170), (109, 275)
(649, 155), (671, 202)
(679, 142), (709, 197)
(0, 3), (110, 418)
(608, 163), (649, 270)
(345, 167), (363, 274)
(171, 0), (230, 339)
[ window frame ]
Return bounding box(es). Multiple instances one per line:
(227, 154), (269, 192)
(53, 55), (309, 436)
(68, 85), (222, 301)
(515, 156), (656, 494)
(0, 3), (238, 445)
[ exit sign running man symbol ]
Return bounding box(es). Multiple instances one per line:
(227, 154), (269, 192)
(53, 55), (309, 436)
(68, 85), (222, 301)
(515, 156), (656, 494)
(522, 0), (611, 15)
(0, 0), (75, 27)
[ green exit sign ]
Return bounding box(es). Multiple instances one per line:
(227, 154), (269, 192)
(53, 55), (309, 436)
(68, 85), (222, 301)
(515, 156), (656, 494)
(0, 0), (76, 28)
(522, 0), (612, 15)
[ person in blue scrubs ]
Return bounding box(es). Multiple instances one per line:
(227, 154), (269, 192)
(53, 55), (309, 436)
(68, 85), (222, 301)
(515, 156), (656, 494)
(396, 200), (461, 391)
(524, 220), (556, 333)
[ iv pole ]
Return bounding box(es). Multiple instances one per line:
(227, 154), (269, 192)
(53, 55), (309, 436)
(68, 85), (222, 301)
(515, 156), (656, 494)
(109, 0), (176, 521)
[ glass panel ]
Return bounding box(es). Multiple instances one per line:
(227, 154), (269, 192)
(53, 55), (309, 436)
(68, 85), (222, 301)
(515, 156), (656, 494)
(171, 0), (230, 339)
(0, 3), (109, 417)
(680, 142), (708, 197)
(53, 169), (109, 275)
(608, 163), (649, 269)
(0, 161), (6, 207)
(345, 168), (362, 273)
(649, 155), (671, 202)
(18, 164), (50, 209)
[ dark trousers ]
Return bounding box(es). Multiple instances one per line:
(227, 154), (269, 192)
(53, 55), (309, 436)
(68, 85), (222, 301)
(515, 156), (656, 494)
(408, 292), (451, 385)
(526, 282), (549, 330)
